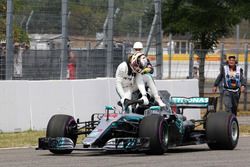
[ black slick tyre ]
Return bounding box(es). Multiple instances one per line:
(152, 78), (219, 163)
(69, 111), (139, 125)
(46, 114), (77, 154)
(139, 114), (168, 155)
(206, 112), (239, 150)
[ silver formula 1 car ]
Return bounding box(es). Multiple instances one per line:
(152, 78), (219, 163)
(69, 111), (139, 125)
(37, 91), (239, 155)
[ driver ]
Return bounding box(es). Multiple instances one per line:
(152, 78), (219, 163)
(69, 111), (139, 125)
(115, 51), (166, 110)
(132, 42), (154, 75)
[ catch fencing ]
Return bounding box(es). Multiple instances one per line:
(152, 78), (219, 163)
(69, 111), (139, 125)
(0, 0), (249, 111)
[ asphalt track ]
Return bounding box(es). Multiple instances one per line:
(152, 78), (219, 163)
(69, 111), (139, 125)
(0, 136), (250, 167)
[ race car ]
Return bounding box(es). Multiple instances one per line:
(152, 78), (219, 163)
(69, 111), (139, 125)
(37, 91), (239, 155)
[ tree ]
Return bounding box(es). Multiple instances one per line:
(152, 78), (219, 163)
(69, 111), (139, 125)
(161, 0), (242, 96)
(0, 0), (29, 44)
(114, 0), (152, 37)
(69, 1), (107, 36)
(236, 0), (250, 20)
(0, 0), (7, 41)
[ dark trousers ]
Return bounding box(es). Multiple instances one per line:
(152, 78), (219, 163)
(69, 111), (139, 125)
(223, 90), (240, 116)
(0, 55), (6, 80)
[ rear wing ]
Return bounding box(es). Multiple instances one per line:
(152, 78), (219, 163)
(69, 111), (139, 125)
(170, 97), (217, 110)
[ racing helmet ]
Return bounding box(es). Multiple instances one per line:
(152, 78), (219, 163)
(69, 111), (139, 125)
(133, 42), (143, 50)
(130, 52), (147, 73)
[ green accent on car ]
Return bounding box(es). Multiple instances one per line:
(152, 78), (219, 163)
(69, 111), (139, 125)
(150, 106), (161, 111)
(105, 105), (114, 110)
(111, 122), (118, 127)
(171, 97), (209, 104)
(175, 118), (184, 134)
(124, 115), (144, 121)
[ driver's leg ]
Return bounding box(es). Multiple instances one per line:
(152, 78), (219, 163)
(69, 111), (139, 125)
(141, 74), (166, 107)
(116, 87), (133, 111)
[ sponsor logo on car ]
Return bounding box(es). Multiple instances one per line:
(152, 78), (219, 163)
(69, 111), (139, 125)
(103, 113), (118, 118)
(172, 97), (209, 104)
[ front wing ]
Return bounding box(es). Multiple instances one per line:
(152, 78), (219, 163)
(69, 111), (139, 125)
(36, 137), (150, 152)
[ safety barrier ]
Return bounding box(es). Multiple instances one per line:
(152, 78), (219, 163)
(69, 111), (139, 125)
(0, 78), (199, 132)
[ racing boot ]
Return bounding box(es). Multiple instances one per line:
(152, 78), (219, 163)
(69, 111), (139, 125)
(155, 96), (166, 108)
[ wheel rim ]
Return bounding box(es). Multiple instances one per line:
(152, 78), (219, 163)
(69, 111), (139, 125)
(66, 118), (77, 144)
(231, 120), (238, 142)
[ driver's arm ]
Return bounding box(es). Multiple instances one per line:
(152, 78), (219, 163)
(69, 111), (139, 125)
(115, 63), (126, 98)
(141, 59), (154, 74)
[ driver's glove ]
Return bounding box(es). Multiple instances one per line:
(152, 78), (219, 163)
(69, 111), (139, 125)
(120, 97), (127, 108)
(141, 67), (152, 74)
(140, 95), (149, 105)
(120, 98), (132, 113)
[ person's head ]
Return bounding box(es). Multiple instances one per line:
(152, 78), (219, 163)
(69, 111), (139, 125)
(68, 51), (76, 64)
(133, 42), (143, 52)
(227, 55), (237, 67)
(129, 52), (147, 73)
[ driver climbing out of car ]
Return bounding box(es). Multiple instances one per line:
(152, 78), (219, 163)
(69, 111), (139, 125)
(130, 42), (165, 107)
(115, 51), (166, 112)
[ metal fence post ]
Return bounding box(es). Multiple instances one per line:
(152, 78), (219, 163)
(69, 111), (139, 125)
(219, 43), (225, 111)
(188, 43), (193, 79)
(6, 0), (14, 80)
(168, 33), (172, 79)
(87, 42), (91, 78)
(60, 0), (68, 80)
(139, 18), (142, 41)
(244, 43), (248, 111)
(236, 24), (240, 59)
(145, 0), (160, 57)
(155, 0), (163, 79)
(25, 10), (34, 33)
(106, 0), (114, 77)
(220, 43), (225, 65)
(122, 43), (126, 61)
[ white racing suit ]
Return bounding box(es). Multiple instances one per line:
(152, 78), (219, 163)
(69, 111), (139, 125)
(115, 61), (165, 108)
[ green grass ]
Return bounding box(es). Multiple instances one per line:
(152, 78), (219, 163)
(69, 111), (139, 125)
(238, 111), (250, 116)
(240, 125), (250, 135)
(0, 125), (250, 148)
(0, 130), (45, 148)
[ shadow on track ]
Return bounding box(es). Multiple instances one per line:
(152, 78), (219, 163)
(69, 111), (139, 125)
(38, 147), (210, 157)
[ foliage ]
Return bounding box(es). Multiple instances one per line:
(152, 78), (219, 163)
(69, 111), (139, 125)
(69, 0), (107, 36)
(162, 0), (241, 50)
(14, 25), (29, 43)
(0, 0), (29, 43)
(113, 0), (152, 36)
(1, 0), (153, 38)
(236, 0), (250, 20)
(23, 0), (61, 34)
(0, 0), (6, 41)
(161, 0), (247, 95)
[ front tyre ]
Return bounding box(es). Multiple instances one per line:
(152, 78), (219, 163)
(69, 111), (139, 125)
(46, 114), (78, 154)
(206, 112), (239, 150)
(139, 114), (168, 155)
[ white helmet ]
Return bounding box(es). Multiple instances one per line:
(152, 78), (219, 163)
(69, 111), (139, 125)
(133, 42), (143, 49)
(130, 52), (147, 73)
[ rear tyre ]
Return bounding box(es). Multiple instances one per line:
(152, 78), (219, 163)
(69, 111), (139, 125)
(46, 114), (78, 154)
(139, 114), (168, 155)
(206, 112), (239, 150)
